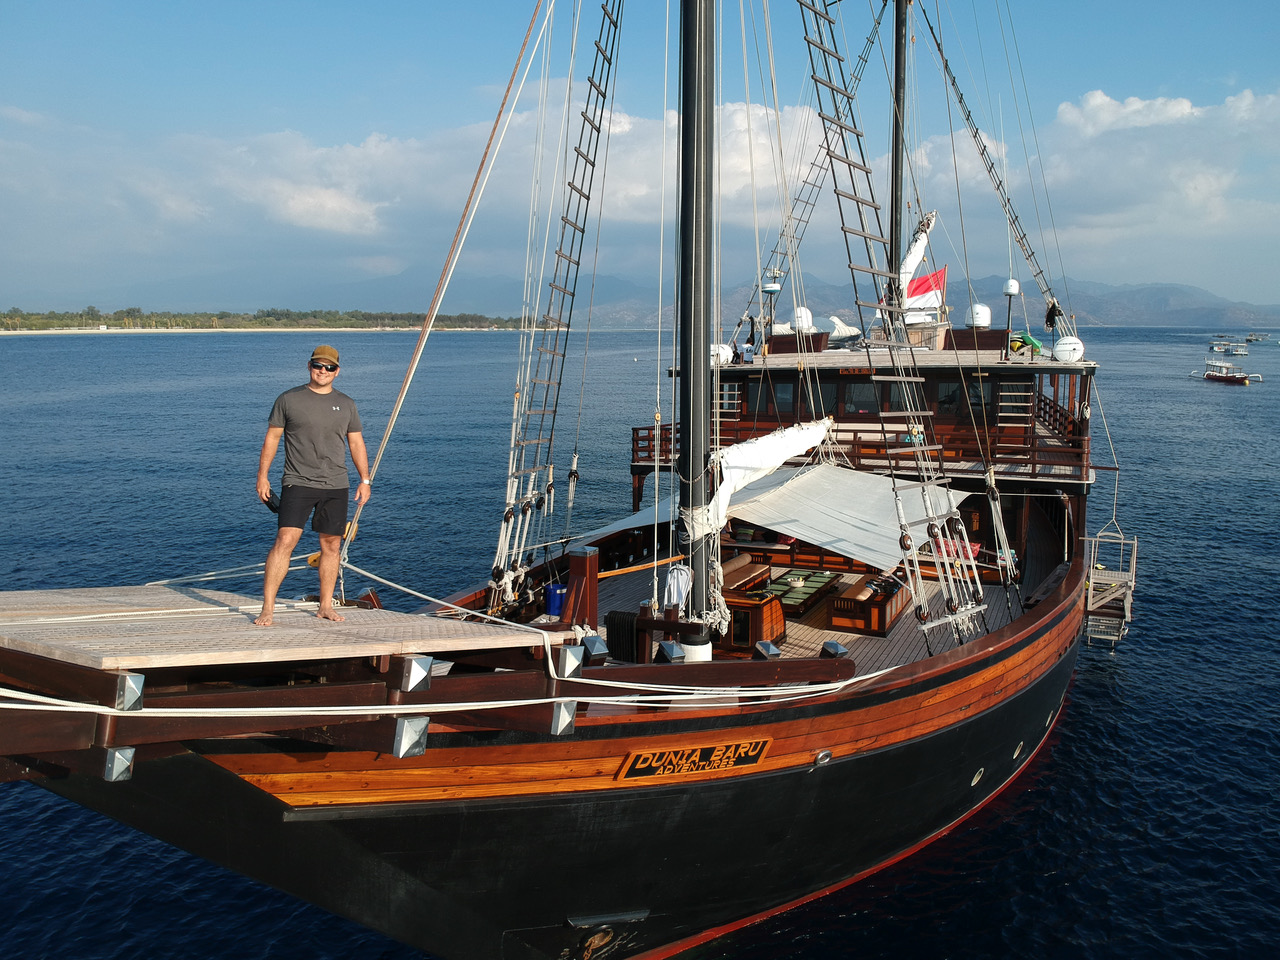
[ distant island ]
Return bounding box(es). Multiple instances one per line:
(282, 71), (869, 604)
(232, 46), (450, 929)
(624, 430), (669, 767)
(5, 276), (1280, 333)
(1, 306), (519, 333)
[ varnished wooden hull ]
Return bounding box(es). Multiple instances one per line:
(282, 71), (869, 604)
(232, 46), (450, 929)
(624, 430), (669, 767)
(39, 572), (1083, 960)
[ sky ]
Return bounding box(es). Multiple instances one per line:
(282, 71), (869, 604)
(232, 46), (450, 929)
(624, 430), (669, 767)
(2, 0), (1279, 315)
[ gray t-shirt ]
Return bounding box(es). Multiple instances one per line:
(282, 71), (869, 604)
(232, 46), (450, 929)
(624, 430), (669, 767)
(268, 385), (363, 489)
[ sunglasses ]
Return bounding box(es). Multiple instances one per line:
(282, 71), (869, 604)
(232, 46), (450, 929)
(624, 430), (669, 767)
(309, 361), (338, 372)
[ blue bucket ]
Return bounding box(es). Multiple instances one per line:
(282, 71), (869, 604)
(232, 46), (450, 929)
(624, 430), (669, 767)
(546, 584), (567, 618)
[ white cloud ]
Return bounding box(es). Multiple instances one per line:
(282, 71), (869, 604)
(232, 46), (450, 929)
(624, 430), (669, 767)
(1026, 87), (1280, 295)
(0, 104), (47, 126)
(1057, 90), (1202, 137)
(5, 74), (1280, 310)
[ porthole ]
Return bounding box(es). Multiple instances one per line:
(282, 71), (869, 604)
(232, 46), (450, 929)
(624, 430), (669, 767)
(1046, 710), (1055, 728)
(971, 767), (984, 787)
(1013, 741), (1024, 759)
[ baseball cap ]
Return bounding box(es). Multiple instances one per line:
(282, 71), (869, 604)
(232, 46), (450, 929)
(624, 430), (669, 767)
(310, 345), (340, 365)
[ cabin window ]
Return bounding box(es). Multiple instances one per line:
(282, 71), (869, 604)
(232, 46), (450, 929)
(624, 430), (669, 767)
(842, 379), (878, 415)
(745, 378), (795, 417)
(730, 608), (751, 648)
(937, 379), (964, 415)
(966, 376), (994, 416)
(887, 382), (922, 413)
(805, 380), (838, 418)
(773, 381), (795, 415)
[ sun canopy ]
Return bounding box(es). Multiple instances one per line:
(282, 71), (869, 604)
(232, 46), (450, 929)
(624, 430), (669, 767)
(574, 463), (971, 575)
(727, 463), (968, 572)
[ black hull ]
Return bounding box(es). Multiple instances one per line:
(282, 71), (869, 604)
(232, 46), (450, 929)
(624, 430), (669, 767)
(40, 640), (1079, 960)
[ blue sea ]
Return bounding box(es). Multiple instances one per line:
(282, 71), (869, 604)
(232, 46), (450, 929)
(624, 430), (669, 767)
(2, 327), (1278, 959)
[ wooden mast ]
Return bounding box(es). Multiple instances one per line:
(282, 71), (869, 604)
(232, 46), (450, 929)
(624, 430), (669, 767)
(677, 0), (714, 647)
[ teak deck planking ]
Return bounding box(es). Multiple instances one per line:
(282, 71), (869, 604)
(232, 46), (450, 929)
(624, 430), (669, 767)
(0, 585), (545, 671)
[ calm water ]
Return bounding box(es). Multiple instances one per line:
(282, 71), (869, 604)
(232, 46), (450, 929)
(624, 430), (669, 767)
(1, 327), (1278, 959)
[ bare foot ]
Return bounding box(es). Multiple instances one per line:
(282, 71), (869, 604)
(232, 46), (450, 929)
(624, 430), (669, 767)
(253, 610), (274, 626)
(317, 607), (346, 623)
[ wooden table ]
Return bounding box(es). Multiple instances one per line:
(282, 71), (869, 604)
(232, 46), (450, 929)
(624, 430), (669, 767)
(765, 569), (840, 615)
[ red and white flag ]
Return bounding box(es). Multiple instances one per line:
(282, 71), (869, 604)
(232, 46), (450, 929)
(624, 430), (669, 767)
(905, 265), (947, 310)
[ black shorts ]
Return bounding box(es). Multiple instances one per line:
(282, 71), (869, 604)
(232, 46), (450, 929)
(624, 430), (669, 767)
(277, 485), (349, 536)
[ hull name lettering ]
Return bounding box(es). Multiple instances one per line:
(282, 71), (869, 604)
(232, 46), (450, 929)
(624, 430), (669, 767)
(620, 739), (771, 779)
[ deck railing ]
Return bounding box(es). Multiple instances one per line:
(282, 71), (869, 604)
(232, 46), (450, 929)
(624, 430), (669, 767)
(632, 414), (1090, 481)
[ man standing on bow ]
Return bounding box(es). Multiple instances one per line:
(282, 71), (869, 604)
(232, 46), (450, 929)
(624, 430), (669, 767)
(254, 344), (372, 626)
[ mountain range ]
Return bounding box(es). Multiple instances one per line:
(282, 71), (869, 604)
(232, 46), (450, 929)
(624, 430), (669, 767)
(37, 264), (1280, 330)
(432, 272), (1280, 331)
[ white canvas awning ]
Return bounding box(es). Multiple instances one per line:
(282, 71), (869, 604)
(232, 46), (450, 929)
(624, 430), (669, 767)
(575, 463), (969, 575)
(726, 462), (968, 572)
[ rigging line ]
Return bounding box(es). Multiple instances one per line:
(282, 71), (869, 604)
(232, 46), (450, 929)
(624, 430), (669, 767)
(932, 22), (997, 465)
(998, 0), (1073, 315)
(342, 1), (548, 565)
(650, 0), (676, 611)
(740, 0), (767, 323)
(1087, 379), (1127, 537)
(147, 558), (313, 587)
(339, 562), (550, 637)
(564, 4), (627, 551)
(991, 0), (1054, 302)
(501, 1), (562, 559)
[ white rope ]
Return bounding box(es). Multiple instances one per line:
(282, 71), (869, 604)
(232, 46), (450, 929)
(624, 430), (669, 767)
(0, 662), (896, 722)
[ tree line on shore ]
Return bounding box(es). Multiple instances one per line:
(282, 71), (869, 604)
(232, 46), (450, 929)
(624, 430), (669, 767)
(2, 306), (520, 331)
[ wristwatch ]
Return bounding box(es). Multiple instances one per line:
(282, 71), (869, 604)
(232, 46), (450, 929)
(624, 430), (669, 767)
(359, 478), (371, 485)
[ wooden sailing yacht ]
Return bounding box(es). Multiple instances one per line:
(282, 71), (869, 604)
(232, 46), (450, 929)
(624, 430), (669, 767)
(1, 3), (1136, 959)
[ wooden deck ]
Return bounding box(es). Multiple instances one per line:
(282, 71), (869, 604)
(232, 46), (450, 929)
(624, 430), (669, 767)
(596, 562), (1023, 678)
(0, 585), (543, 671)
(1, 565), (1026, 678)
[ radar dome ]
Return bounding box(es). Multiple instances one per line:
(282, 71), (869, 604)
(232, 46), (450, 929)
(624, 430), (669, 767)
(1051, 336), (1085, 362)
(965, 303), (992, 328)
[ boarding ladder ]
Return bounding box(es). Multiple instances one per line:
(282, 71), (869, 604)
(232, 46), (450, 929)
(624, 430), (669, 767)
(801, 0), (989, 645)
(493, 0), (624, 583)
(1084, 528), (1138, 646)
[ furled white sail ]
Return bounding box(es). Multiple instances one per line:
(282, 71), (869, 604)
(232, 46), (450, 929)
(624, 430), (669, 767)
(898, 210), (937, 289)
(681, 418), (832, 543)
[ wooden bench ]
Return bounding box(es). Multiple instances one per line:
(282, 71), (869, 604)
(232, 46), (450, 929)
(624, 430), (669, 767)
(829, 574), (909, 636)
(721, 552), (771, 591)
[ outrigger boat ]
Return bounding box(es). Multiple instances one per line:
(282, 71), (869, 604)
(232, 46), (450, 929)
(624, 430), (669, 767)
(1197, 358), (1263, 384)
(1, 3), (1137, 958)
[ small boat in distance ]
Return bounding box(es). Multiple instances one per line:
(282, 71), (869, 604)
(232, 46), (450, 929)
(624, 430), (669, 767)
(1197, 358), (1263, 384)
(1245, 332), (1271, 343)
